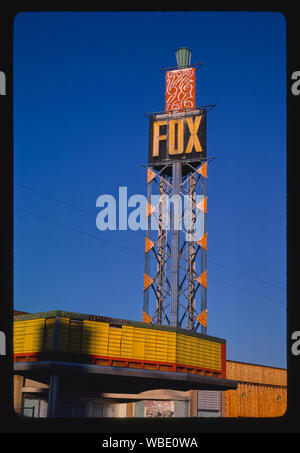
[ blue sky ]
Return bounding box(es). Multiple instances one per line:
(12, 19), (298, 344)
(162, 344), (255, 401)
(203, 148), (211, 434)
(13, 11), (286, 368)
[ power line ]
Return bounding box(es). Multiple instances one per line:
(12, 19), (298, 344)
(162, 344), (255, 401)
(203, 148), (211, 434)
(15, 207), (141, 256)
(208, 276), (285, 307)
(15, 206), (286, 308)
(15, 180), (286, 292)
(207, 259), (285, 291)
(15, 182), (95, 217)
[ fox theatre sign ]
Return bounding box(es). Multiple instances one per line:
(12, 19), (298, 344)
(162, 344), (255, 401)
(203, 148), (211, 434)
(148, 64), (206, 165)
(148, 110), (207, 164)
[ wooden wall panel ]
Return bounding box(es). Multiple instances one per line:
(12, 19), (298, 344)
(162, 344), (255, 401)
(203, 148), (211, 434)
(14, 375), (24, 415)
(225, 383), (287, 418)
(225, 361), (287, 417)
(226, 360), (287, 387)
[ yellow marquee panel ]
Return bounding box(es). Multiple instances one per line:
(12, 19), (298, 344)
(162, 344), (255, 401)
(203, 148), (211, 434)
(57, 317), (70, 352)
(14, 318), (46, 354)
(14, 315), (224, 374)
(44, 318), (55, 352)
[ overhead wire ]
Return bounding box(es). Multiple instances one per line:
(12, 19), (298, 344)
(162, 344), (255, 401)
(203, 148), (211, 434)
(15, 206), (141, 256)
(14, 193), (286, 308)
(15, 180), (286, 292)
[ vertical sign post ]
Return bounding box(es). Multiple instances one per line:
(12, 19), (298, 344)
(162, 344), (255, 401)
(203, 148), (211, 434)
(143, 48), (213, 332)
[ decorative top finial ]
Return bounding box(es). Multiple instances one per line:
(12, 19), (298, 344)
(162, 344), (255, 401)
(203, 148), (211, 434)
(175, 47), (191, 69)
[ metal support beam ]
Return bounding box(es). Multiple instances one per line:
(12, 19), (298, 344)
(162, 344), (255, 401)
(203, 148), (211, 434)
(188, 173), (196, 330)
(143, 159), (211, 332)
(200, 173), (207, 334)
(143, 180), (152, 317)
(170, 162), (181, 327)
(47, 374), (59, 418)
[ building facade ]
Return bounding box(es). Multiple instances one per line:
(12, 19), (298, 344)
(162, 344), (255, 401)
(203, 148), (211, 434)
(14, 360), (287, 418)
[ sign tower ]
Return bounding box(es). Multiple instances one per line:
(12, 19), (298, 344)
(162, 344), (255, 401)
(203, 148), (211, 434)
(143, 48), (215, 333)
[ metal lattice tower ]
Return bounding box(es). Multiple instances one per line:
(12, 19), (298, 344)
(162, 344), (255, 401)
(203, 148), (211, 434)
(143, 158), (212, 333)
(142, 48), (215, 333)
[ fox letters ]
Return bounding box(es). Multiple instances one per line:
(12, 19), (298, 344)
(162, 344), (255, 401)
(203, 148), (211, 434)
(148, 112), (206, 164)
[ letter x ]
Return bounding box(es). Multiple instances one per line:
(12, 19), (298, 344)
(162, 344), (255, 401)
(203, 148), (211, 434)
(185, 116), (202, 153)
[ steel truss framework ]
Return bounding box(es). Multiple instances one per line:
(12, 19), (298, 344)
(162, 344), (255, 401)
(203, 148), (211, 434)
(143, 157), (214, 333)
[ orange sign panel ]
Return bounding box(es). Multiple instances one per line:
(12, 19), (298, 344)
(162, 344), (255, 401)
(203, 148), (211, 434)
(143, 311), (153, 323)
(145, 237), (155, 253)
(197, 309), (208, 328)
(196, 162), (208, 178)
(144, 273), (154, 290)
(196, 270), (207, 288)
(165, 67), (195, 112)
(147, 168), (157, 183)
(197, 232), (208, 250)
(197, 196), (207, 214)
(146, 201), (156, 217)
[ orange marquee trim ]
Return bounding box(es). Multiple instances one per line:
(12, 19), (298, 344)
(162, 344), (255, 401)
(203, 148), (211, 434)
(14, 352), (223, 376)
